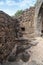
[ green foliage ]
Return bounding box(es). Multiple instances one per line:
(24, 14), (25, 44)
(15, 10), (23, 17)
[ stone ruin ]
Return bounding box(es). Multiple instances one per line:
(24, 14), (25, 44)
(0, 11), (33, 64)
(34, 0), (43, 37)
(0, 0), (42, 64)
(14, 0), (43, 38)
(16, 7), (35, 39)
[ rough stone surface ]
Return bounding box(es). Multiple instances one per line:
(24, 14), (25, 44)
(0, 0), (43, 65)
(34, 0), (43, 36)
(0, 11), (31, 63)
(0, 11), (16, 63)
(0, 11), (26, 62)
(15, 7), (35, 39)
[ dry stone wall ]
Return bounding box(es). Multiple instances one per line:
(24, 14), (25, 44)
(16, 7), (35, 38)
(0, 11), (31, 64)
(0, 11), (24, 63)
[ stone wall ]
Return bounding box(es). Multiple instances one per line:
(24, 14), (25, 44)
(0, 11), (31, 64)
(17, 7), (35, 39)
(0, 11), (23, 63)
(34, 0), (43, 36)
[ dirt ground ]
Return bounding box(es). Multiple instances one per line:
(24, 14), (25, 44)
(1, 37), (43, 65)
(30, 37), (43, 64)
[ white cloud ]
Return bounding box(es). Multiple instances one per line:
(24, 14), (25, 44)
(6, 0), (16, 5)
(6, 0), (28, 6)
(2, 8), (18, 16)
(6, 0), (36, 8)
(0, 0), (36, 7)
(19, 0), (36, 7)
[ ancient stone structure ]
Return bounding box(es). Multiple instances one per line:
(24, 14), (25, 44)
(0, 11), (32, 64)
(34, 0), (43, 36)
(0, 0), (42, 63)
(0, 11), (18, 63)
(16, 7), (35, 39)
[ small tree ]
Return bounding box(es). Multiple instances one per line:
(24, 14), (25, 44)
(15, 10), (23, 17)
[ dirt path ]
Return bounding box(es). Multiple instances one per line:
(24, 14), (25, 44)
(30, 37), (43, 64)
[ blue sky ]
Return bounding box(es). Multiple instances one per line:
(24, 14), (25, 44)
(0, 0), (37, 16)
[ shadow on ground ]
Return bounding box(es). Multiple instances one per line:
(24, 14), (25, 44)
(0, 61), (43, 65)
